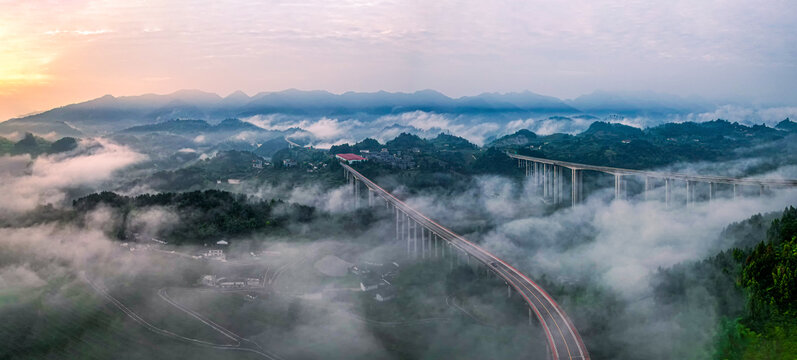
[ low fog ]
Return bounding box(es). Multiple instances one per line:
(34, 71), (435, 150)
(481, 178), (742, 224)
(238, 104), (797, 148)
(1, 136), (796, 359)
(0, 138), (145, 214)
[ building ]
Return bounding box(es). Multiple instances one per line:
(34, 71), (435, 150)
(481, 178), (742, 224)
(349, 264), (369, 276)
(374, 286), (397, 302)
(360, 276), (381, 291)
(216, 277), (246, 288)
(201, 274), (216, 286)
(363, 150), (414, 169)
(202, 249), (225, 260)
(335, 153), (366, 164)
(282, 159), (297, 167)
(201, 274), (261, 288)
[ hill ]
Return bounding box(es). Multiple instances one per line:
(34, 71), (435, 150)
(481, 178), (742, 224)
(0, 89), (584, 137)
(776, 118), (797, 132)
(254, 137), (291, 159)
(0, 133), (78, 157)
(495, 120), (793, 169)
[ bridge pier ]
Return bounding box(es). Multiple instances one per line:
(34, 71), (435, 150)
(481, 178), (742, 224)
(550, 164), (556, 202)
(428, 231), (432, 259)
(733, 184), (738, 199)
(415, 221), (420, 259)
(450, 245), (454, 269)
(397, 209), (403, 250)
(430, 232), (434, 259)
(686, 180), (691, 207)
(551, 165), (555, 203)
(559, 166), (564, 204)
(529, 307), (533, 326)
(665, 178), (671, 207)
(709, 182), (714, 203)
(571, 169), (581, 205)
(549, 164), (553, 201)
(557, 166), (562, 204)
(548, 164), (553, 200)
(404, 216), (410, 256)
(434, 234), (438, 258)
(614, 174), (622, 200)
(423, 228), (428, 259)
(644, 176), (650, 201)
(419, 227), (424, 259)
(543, 164), (548, 199)
(553, 166), (559, 204)
(404, 213), (410, 256)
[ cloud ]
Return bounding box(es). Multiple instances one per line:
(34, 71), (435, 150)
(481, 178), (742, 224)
(0, 138), (145, 214)
(244, 115), (363, 142)
(686, 105), (797, 126)
(373, 111), (500, 145)
(388, 160), (797, 358)
(44, 29), (113, 36)
(0, 264), (47, 289)
(126, 206), (179, 238)
(303, 117), (348, 139)
(246, 181), (358, 213)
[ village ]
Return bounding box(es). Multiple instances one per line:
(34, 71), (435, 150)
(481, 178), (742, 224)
(121, 233), (403, 303)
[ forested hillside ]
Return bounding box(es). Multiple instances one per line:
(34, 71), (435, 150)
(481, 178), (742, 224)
(72, 190), (314, 244)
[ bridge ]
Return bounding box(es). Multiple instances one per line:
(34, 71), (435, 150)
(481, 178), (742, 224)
(341, 163), (590, 360)
(508, 153), (797, 207)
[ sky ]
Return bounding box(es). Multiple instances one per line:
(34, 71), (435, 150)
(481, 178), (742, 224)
(1, 0), (796, 120)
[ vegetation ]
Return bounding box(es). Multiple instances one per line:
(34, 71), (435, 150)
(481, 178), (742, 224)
(0, 133), (78, 157)
(495, 119), (796, 170)
(0, 136), (13, 153)
(716, 207), (797, 359)
(73, 190), (315, 244)
(147, 150), (265, 191)
(320, 119), (797, 197)
(650, 207), (797, 359)
(639, 207), (797, 359)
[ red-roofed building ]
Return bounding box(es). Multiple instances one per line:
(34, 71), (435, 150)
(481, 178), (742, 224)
(335, 153), (366, 164)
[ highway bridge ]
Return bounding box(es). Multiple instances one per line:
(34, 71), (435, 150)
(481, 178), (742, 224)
(508, 153), (797, 207)
(341, 164), (590, 360)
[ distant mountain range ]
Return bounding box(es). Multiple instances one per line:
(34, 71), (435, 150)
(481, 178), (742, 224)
(0, 89), (727, 138)
(120, 118), (265, 134)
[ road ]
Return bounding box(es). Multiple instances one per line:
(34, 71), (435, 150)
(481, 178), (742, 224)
(508, 153), (797, 187)
(341, 164), (590, 360)
(81, 272), (283, 359)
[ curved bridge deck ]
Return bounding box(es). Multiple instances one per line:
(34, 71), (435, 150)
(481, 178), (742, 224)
(341, 163), (589, 360)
